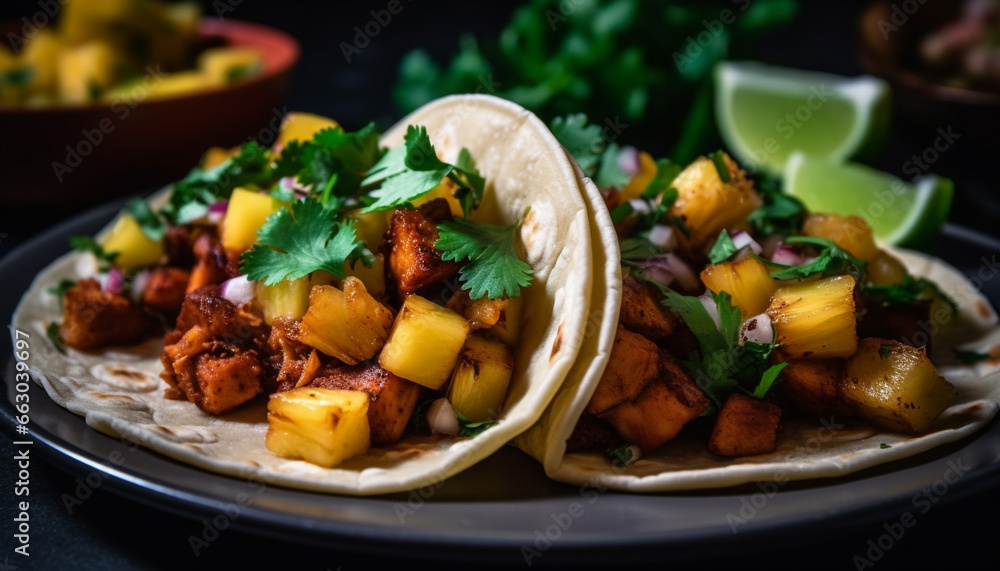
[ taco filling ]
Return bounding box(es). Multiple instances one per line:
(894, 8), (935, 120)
(552, 115), (961, 464)
(51, 111), (535, 468)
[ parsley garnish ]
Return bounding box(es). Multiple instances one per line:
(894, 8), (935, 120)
(361, 125), (482, 213)
(435, 215), (533, 300)
(70, 236), (118, 271)
(762, 236), (865, 280)
(241, 199), (373, 286)
(708, 229), (738, 264)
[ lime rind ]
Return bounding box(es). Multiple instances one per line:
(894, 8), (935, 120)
(715, 61), (890, 175)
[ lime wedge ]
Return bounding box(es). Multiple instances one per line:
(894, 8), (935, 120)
(784, 152), (954, 248)
(715, 61), (891, 176)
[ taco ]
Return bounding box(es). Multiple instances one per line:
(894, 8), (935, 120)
(12, 94), (598, 495)
(516, 118), (1000, 491)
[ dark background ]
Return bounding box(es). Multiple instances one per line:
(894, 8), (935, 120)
(2, 0), (999, 569)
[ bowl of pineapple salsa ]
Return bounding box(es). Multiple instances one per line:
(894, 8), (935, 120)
(16, 96), (599, 495)
(0, 0), (298, 208)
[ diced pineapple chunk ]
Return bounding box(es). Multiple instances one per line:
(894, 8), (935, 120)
(221, 188), (286, 253)
(766, 275), (858, 358)
(489, 293), (523, 347)
(145, 71), (213, 99)
(57, 41), (119, 103)
(379, 295), (471, 389)
(101, 212), (164, 271)
(412, 178), (464, 217)
(448, 334), (514, 422)
(256, 275), (320, 325)
(265, 387), (370, 468)
(345, 254), (386, 298)
(298, 278), (394, 365)
(346, 208), (391, 252)
(700, 257), (777, 318)
(276, 112), (339, 149)
(446, 289), (509, 329)
(802, 213), (880, 263)
(669, 152), (762, 256)
(842, 338), (955, 433)
(619, 150), (657, 202)
(201, 146), (239, 170)
(197, 46), (262, 86)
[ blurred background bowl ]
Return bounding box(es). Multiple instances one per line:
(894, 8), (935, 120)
(0, 18), (298, 209)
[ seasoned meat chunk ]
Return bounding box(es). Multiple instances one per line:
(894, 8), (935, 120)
(708, 394), (782, 457)
(59, 278), (153, 350)
(585, 326), (659, 415)
(384, 198), (460, 300)
(142, 267), (190, 315)
(618, 274), (681, 343)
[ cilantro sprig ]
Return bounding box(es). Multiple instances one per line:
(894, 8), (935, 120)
(241, 199), (373, 286)
(435, 213), (533, 300)
(760, 236), (865, 280)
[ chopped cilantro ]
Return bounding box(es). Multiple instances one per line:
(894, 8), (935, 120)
(550, 114), (604, 176)
(864, 275), (958, 317)
(47, 279), (76, 308)
(880, 443), (892, 449)
(435, 215), (533, 300)
(125, 198), (167, 242)
(70, 236), (118, 271)
(610, 201), (635, 224)
(298, 123), (383, 197)
(241, 198), (373, 286)
(748, 177), (806, 236)
(708, 229), (738, 264)
(877, 343), (894, 359)
(641, 162), (682, 201)
(763, 236), (865, 280)
(456, 410), (498, 437)
(954, 349), (991, 364)
(46, 322), (65, 354)
(162, 142), (273, 225)
(753, 362), (787, 399)
(672, 215), (691, 239)
(607, 443), (639, 467)
(618, 236), (660, 262)
(707, 150), (731, 183)
(594, 142), (630, 190)
(452, 147), (486, 217)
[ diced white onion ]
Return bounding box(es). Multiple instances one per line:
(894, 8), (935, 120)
(627, 198), (652, 217)
(637, 256), (674, 287)
(130, 269), (150, 304)
(427, 398), (459, 436)
(617, 146), (641, 179)
(666, 253), (699, 292)
(698, 292), (722, 331)
(647, 224), (676, 251)
(740, 313), (775, 346)
(730, 230), (762, 255)
(220, 275), (256, 306)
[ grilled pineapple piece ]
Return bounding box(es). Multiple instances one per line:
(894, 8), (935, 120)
(448, 334), (515, 422)
(298, 277), (394, 365)
(446, 289), (508, 330)
(221, 188), (286, 253)
(700, 257), (778, 318)
(842, 338), (955, 433)
(256, 275), (320, 325)
(379, 295), (471, 389)
(266, 387), (370, 468)
(275, 112), (339, 149)
(101, 212), (165, 271)
(766, 275), (858, 358)
(802, 213), (880, 263)
(489, 293), (523, 347)
(346, 208), (391, 252)
(345, 254), (386, 298)
(619, 150), (657, 201)
(669, 152), (762, 257)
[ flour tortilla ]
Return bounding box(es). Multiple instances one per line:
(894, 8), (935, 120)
(11, 94), (597, 496)
(519, 172), (1000, 492)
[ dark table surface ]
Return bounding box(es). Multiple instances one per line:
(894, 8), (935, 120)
(2, 1), (1000, 569)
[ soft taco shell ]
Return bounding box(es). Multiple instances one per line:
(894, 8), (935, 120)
(11, 94), (597, 496)
(519, 174), (1000, 492)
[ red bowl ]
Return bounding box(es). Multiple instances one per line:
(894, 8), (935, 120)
(0, 18), (299, 209)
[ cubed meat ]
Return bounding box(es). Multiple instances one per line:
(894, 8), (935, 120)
(585, 326), (659, 415)
(708, 394), (782, 457)
(142, 267), (190, 315)
(384, 198), (461, 300)
(59, 278), (153, 350)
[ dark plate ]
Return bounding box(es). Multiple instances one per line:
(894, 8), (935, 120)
(2, 195), (1000, 566)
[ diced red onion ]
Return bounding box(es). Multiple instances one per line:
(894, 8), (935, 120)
(627, 198), (652, 217)
(636, 255), (675, 287)
(666, 253), (699, 292)
(740, 313), (774, 346)
(770, 244), (804, 267)
(760, 234), (784, 259)
(427, 398), (459, 436)
(730, 230), (762, 255)
(617, 146), (641, 179)
(103, 267), (124, 294)
(207, 201), (229, 224)
(130, 269), (150, 303)
(647, 224), (676, 251)
(220, 275), (256, 306)
(698, 292), (722, 331)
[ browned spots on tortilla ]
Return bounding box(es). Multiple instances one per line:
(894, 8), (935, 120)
(155, 425), (175, 436)
(107, 366), (148, 381)
(550, 322), (565, 360)
(521, 209), (539, 251)
(92, 393), (136, 402)
(975, 299), (994, 320)
(950, 401), (986, 417)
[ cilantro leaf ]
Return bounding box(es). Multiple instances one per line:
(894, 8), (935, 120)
(618, 236), (660, 261)
(70, 236), (118, 271)
(641, 161), (682, 200)
(125, 198), (167, 242)
(435, 217), (533, 300)
(46, 322), (66, 354)
(753, 362), (787, 399)
(707, 150), (731, 183)
(47, 279), (76, 308)
(708, 229), (738, 264)
(299, 124), (384, 196)
(361, 126), (455, 212)
(748, 177), (806, 236)
(456, 409), (498, 437)
(595, 142), (631, 189)
(954, 349), (991, 364)
(606, 443), (639, 467)
(451, 147), (486, 217)
(764, 236), (865, 280)
(241, 199), (372, 286)
(550, 114), (604, 176)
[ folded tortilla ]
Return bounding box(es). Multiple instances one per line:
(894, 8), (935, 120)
(12, 94), (599, 495)
(517, 172), (1000, 492)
